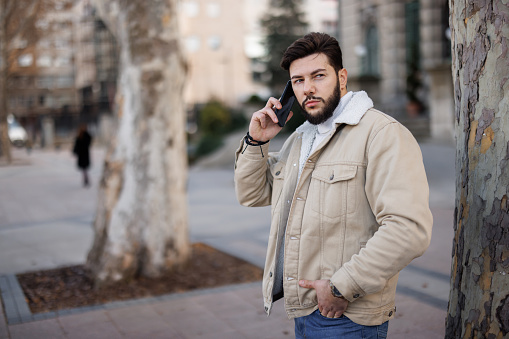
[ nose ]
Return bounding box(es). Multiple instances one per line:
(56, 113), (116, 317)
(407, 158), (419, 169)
(303, 81), (315, 96)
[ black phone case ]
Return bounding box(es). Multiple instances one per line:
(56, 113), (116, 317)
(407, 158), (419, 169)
(275, 80), (295, 127)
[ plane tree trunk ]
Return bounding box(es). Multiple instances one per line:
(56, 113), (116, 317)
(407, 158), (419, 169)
(86, 0), (190, 287)
(446, 1), (509, 337)
(0, 0), (12, 162)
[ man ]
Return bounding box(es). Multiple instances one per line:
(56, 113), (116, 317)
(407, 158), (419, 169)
(234, 32), (433, 338)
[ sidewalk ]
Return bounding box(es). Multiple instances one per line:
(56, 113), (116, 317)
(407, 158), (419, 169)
(0, 139), (455, 338)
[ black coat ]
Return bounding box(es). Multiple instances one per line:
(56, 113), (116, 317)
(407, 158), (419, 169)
(73, 131), (92, 169)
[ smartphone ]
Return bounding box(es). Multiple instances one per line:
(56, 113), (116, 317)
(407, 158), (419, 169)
(274, 80), (295, 127)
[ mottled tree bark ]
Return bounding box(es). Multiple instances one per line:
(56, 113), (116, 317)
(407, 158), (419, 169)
(446, 1), (509, 338)
(0, 1), (11, 162)
(86, 0), (190, 287)
(0, 0), (15, 162)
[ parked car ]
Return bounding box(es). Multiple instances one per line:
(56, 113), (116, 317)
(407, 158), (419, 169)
(7, 114), (28, 147)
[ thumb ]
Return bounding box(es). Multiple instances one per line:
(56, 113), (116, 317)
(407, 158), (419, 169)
(299, 279), (315, 289)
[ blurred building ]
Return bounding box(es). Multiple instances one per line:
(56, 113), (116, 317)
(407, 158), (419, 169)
(339, 0), (454, 141)
(73, 0), (118, 144)
(179, 0), (258, 108)
(7, 0), (453, 147)
(5, 0), (117, 148)
(7, 0), (78, 147)
(180, 0), (340, 108)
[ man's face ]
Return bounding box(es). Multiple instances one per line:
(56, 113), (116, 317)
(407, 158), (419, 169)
(289, 53), (348, 125)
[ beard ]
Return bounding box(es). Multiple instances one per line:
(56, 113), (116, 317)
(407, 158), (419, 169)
(299, 78), (341, 125)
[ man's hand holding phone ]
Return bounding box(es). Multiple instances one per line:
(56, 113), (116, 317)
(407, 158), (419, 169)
(248, 81), (295, 143)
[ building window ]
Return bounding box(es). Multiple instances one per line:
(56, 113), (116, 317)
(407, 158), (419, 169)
(405, 1), (420, 74)
(54, 55), (71, 67)
(37, 55), (52, 67)
(207, 3), (220, 18)
(321, 20), (337, 37)
(405, 1), (422, 104)
(55, 39), (70, 49)
(45, 95), (56, 108)
(361, 25), (379, 76)
(185, 35), (201, 53)
(36, 76), (53, 88)
(18, 54), (33, 67)
(27, 96), (35, 108)
(12, 39), (27, 49)
(17, 96), (25, 107)
(183, 1), (199, 17)
(37, 38), (52, 49)
(442, 1), (451, 60)
(36, 19), (49, 30)
(55, 76), (74, 88)
(11, 76), (29, 88)
(208, 36), (221, 50)
(58, 95), (73, 106)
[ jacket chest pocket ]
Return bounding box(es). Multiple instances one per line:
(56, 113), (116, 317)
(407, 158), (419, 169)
(309, 164), (357, 220)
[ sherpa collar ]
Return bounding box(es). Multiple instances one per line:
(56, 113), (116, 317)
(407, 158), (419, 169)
(295, 91), (374, 135)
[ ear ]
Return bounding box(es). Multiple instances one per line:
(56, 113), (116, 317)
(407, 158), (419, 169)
(338, 68), (348, 93)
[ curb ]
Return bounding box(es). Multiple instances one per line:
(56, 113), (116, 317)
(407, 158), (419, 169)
(0, 274), (261, 325)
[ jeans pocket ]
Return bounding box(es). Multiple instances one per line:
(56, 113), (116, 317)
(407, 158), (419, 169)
(314, 309), (345, 321)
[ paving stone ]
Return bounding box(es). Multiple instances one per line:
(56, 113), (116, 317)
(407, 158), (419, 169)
(107, 304), (180, 338)
(0, 295), (10, 339)
(9, 319), (66, 339)
(57, 310), (123, 339)
(388, 292), (446, 338)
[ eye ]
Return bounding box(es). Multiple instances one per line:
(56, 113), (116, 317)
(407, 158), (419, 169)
(315, 73), (325, 79)
(293, 79), (303, 84)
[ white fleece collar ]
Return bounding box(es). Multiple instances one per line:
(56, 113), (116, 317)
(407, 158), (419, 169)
(296, 91), (374, 135)
(317, 91), (354, 135)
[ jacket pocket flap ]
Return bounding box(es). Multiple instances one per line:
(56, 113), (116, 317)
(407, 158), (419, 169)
(311, 164), (357, 183)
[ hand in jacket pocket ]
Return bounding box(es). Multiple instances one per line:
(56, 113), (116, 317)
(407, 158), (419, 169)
(299, 279), (349, 319)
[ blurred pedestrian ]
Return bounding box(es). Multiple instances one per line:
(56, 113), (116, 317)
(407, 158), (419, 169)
(73, 124), (92, 187)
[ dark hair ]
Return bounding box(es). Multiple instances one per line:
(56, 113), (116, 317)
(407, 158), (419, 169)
(280, 32), (343, 73)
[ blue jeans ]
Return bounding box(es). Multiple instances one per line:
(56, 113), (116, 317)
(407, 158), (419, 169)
(294, 310), (389, 339)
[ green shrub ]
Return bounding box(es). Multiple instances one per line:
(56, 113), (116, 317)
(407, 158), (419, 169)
(199, 100), (231, 135)
(245, 94), (265, 106)
(194, 134), (224, 158)
(229, 109), (248, 132)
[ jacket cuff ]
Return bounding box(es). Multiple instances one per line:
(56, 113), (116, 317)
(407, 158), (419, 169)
(236, 138), (271, 159)
(330, 269), (365, 303)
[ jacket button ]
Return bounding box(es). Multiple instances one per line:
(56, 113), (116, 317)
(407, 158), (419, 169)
(353, 294), (360, 298)
(389, 311), (393, 317)
(269, 272), (273, 277)
(275, 171), (280, 176)
(329, 174), (334, 180)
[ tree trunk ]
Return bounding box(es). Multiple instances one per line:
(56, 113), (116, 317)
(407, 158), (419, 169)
(446, 1), (509, 338)
(86, 0), (190, 287)
(0, 0), (12, 162)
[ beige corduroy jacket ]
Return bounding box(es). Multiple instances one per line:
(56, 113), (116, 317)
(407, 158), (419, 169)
(234, 92), (433, 326)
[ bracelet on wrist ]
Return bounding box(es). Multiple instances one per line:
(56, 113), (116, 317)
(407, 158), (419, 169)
(246, 132), (269, 145)
(242, 132), (270, 157)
